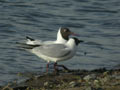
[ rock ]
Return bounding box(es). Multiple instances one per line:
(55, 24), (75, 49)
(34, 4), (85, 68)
(110, 82), (120, 86)
(112, 75), (120, 80)
(44, 82), (49, 86)
(103, 71), (109, 76)
(85, 87), (103, 90)
(84, 75), (92, 81)
(56, 84), (61, 88)
(2, 87), (13, 90)
(95, 88), (103, 90)
(93, 80), (101, 88)
(94, 80), (99, 84)
(1, 69), (120, 90)
(78, 78), (82, 83)
(84, 74), (96, 81)
(69, 81), (78, 88)
(44, 81), (54, 88)
(99, 76), (110, 85)
(85, 87), (94, 90)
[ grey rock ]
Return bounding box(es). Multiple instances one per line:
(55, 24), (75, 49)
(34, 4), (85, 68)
(112, 75), (120, 80)
(44, 82), (49, 86)
(84, 75), (92, 81)
(110, 82), (120, 86)
(69, 81), (78, 88)
(99, 76), (110, 85)
(93, 80), (101, 88)
(84, 74), (96, 81)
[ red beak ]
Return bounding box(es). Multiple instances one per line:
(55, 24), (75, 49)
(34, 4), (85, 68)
(71, 32), (80, 36)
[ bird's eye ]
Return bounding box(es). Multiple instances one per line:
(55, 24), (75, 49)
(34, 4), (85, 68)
(64, 29), (68, 32)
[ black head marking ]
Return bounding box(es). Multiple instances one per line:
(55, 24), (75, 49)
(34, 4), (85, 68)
(73, 37), (84, 45)
(26, 36), (35, 41)
(60, 27), (71, 40)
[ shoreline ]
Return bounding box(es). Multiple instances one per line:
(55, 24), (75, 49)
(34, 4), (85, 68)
(1, 68), (120, 90)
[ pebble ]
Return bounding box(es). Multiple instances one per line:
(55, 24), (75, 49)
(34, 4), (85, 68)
(99, 76), (109, 85)
(69, 81), (78, 88)
(85, 87), (93, 90)
(110, 82), (120, 86)
(112, 75), (120, 80)
(93, 80), (101, 88)
(84, 74), (96, 81)
(44, 82), (49, 86)
(84, 75), (92, 81)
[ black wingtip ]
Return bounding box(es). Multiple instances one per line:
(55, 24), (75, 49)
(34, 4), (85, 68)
(22, 44), (41, 49)
(26, 36), (35, 41)
(79, 40), (84, 43)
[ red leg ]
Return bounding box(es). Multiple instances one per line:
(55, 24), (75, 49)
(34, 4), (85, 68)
(46, 63), (49, 73)
(54, 62), (58, 72)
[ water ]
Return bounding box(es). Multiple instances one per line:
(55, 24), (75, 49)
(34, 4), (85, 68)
(0, 0), (120, 85)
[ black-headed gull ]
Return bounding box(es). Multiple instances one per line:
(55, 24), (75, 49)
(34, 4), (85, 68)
(26, 27), (77, 45)
(20, 37), (84, 72)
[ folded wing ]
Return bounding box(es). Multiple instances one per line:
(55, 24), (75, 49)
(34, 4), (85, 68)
(33, 44), (71, 58)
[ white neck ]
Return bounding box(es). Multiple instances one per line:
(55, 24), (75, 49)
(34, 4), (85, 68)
(66, 38), (77, 49)
(56, 28), (66, 43)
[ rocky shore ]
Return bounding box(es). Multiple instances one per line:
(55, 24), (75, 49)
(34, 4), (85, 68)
(1, 68), (120, 90)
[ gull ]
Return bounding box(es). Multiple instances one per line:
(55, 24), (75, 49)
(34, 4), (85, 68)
(20, 37), (84, 72)
(25, 27), (77, 45)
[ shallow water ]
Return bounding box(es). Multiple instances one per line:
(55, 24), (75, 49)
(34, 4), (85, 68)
(0, 0), (120, 85)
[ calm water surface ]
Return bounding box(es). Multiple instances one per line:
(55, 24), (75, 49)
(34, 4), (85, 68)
(0, 0), (120, 85)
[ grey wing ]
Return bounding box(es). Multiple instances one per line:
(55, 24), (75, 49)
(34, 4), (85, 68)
(34, 44), (71, 58)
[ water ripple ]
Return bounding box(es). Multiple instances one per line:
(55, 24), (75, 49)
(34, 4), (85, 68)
(0, 0), (120, 85)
